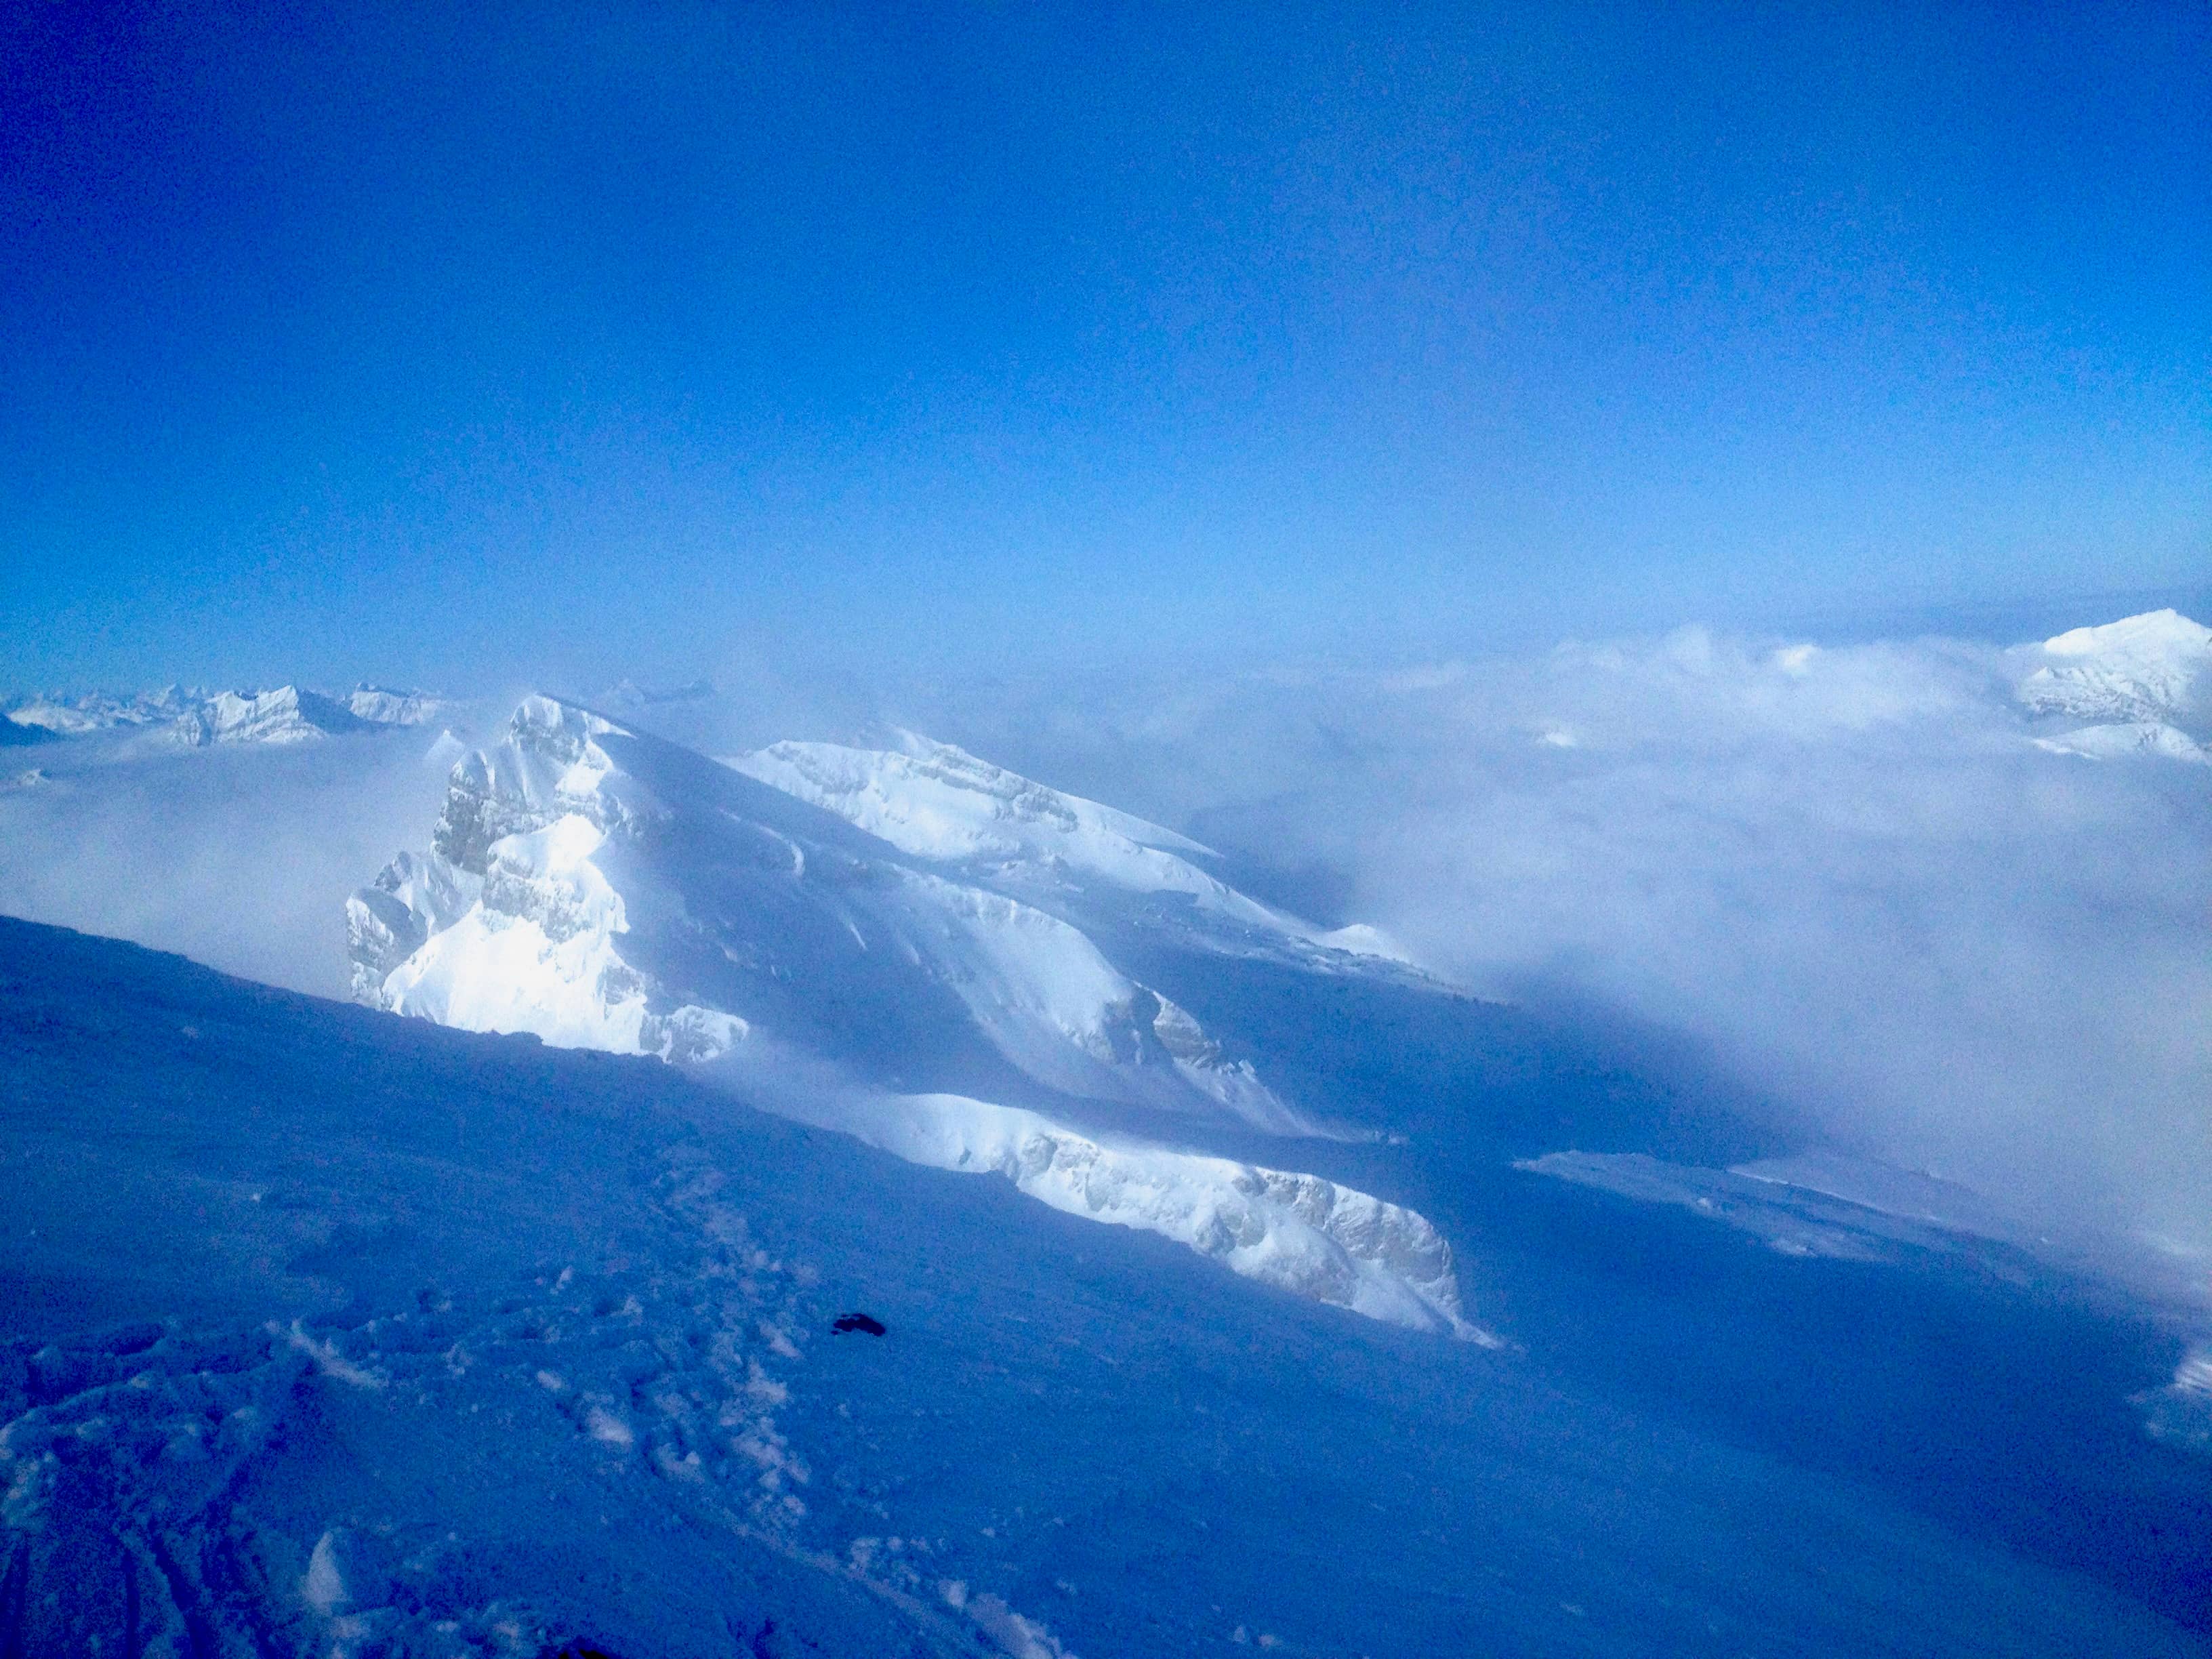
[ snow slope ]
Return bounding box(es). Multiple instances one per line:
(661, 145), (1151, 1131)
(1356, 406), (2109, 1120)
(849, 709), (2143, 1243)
(731, 733), (1412, 967)
(2015, 609), (2212, 763)
(6, 916), (2205, 1658)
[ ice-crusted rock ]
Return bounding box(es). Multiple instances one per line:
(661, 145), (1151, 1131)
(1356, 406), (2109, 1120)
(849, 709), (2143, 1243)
(346, 851), (481, 1002)
(350, 699), (736, 1061)
(426, 695), (649, 871)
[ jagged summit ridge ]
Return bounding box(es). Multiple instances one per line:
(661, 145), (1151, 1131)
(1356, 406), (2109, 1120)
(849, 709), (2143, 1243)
(349, 697), (737, 1061)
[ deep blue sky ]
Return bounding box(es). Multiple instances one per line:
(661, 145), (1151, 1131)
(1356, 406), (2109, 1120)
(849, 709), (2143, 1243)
(3, 2), (2206, 691)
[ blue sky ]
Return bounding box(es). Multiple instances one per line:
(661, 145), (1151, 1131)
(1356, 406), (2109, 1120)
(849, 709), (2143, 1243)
(3, 2), (2206, 691)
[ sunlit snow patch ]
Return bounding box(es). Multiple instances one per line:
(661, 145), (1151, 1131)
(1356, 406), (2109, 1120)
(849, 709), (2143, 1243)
(729, 732), (1418, 970)
(380, 814), (745, 1061)
(771, 1084), (1488, 1340)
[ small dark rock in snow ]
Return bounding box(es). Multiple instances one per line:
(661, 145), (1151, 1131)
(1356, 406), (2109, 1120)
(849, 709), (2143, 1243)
(832, 1312), (886, 1336)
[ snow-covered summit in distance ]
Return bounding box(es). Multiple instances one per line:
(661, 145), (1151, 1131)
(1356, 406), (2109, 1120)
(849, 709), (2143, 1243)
(2013, 608), (2211, 763)
(2, 681), (455, 746)
(730, 730), (1412, 968)
(348, 695), (1479, 1338)
(602, 676), (718, 709)
(342, 683), (455, 727)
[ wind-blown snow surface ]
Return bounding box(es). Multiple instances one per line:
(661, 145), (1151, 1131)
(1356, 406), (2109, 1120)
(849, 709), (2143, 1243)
(346, 697), (1475, 1334)
(6, 918), (2207, 1658)
(729, 733), (1406, 964)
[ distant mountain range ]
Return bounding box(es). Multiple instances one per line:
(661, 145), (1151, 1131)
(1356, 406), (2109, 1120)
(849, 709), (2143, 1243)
(1, 682), (455, 746)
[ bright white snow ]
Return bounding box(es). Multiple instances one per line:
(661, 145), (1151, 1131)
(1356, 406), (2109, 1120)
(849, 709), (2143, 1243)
(769, 1084), (1485, 1340)
(731, 733), (1416, 969)
(349, 697), (1479, 1332)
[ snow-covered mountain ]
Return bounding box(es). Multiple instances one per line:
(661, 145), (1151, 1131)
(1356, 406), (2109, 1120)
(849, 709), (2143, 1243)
(8, 613), (2212, 1654)
(731, 731), (1410, 966)
(2013, 609), (2211, 763)
(343, 684), (456, 726)
(348, 696), (1477, 1336)
(2, 682), (454, 747)
(350, 697), (1300, 1124)
(3, 684), (203, 735)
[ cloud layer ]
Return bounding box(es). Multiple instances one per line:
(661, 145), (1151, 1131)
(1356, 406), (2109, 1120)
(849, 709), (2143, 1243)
(905, 623), (2212, 1253)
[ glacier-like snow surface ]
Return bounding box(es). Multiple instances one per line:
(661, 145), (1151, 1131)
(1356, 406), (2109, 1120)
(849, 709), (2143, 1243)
(760, 1081), (1481, 1338)
(731, 733), (1416, 970)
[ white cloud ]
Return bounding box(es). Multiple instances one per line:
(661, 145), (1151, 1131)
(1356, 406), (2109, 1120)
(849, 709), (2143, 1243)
(909, 618), (2212, 1253)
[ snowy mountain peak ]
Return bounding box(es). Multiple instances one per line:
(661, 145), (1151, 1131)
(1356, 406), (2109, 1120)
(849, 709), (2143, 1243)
(736, 731), (1214, 863)
(2018, 609), (2210, 724)
(346, 697), (1477, 1335)
(430, 695), (651, 872)
(2015, 609), (2211, 764)
(182, 685), (371, 745)
(360, 695), (1303, 1124)
(346, 683), (454, 726)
